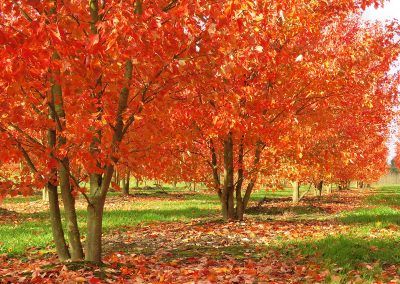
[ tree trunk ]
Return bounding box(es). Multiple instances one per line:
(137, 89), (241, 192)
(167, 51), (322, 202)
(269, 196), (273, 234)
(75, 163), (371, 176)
(292, 181), (300, 204)
(86, 194), (106, 263)
(210, 139), (222, 199)
(242, 141), (263, 211)
(123, 170), (130, 195)
(315, 180), (323, 197)
(51, 55), (84, 261)
(59, 159), (84, 261)
(47, 182), (70, 261)
(86, 58), (133, 262)
(42, 188), (49, 201)
(47, 93), (70, 261)
(221, 132), (235, 220)
(116, 171), (120, 187)
(235, 137), (245, 220)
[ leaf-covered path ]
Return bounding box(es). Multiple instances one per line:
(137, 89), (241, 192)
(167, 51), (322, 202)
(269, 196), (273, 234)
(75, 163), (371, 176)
(1, 187), (400, 283)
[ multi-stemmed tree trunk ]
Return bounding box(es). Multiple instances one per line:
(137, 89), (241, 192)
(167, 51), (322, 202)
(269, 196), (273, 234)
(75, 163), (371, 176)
(51, 52), (84, 261)
(212, 133), (263, 221)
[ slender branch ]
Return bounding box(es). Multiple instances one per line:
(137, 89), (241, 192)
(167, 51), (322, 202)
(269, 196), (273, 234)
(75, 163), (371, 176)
(12, 0), (33, 22)
(9, 123), (46, 149)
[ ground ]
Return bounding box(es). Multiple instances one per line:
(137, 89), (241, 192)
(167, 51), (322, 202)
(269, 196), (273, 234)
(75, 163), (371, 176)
(1, 186), (400, 283)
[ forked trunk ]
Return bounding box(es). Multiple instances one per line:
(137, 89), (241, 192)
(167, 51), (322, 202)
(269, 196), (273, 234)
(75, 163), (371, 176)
(52, 63), (84, 261)
(85, 58), (132, 262)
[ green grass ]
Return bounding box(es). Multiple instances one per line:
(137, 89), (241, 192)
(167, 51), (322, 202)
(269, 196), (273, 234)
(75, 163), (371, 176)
(0, 187), (294, 256)
(2, 195), (41, 204)
(338, 185), (400, 227)
(282, 235), (400, 281)
(340, 206), (400, 227)
(285, 185), (400, 281)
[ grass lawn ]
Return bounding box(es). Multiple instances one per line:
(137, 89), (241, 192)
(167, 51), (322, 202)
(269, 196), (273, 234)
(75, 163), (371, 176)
(1, 185), (400, 282)
(0, 186), (297, 256)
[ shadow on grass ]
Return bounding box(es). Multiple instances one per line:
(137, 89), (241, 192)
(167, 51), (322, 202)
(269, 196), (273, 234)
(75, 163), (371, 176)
(246, 205), (326, 216)
(289, 235), (400, 278)
(365, 186), (400, 206)
(157, 235), (400, 280)
(339, 207), (400, 226)
(366, 194), (400, 208)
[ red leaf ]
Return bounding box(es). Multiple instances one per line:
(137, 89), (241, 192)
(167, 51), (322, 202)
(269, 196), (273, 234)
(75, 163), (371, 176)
(89, 34), (100, 48)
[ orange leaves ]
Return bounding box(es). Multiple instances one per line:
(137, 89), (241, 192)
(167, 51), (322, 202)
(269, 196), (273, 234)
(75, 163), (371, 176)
(88, 34), (100, 48)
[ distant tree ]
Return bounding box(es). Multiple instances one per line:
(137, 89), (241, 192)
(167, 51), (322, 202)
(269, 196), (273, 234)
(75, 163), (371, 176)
(390, 159), (399, 174)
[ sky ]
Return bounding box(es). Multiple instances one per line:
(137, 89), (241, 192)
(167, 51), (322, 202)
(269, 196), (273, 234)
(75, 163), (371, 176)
(363, 0), (400, 21)
(363, 0), (400, 162)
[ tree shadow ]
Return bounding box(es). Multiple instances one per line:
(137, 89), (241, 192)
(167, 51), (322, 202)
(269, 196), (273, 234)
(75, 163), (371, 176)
(246, 205), (326, 216)
(339, 208), (400, 226)
(288, 235), (400, 274)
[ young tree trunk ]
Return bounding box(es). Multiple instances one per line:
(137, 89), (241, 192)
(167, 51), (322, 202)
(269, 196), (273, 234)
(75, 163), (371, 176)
(86, 191), (106, 263)
(51, 59), (84, 261)
(86, 58), (133, 263)
(210, 139), (222, 199)
(17, 125), (70, 261)
(116, 170), (120, 187)
(58, 159), (84, 261)
(47, 97), (70, 261)
(292, 181), (300, 204)
(123, 170), (130, 195)
(221, 132), (235, 220)
(240, 141), (263, 216)
(47, 183), (71, 261)
(235, 138), (245, 220)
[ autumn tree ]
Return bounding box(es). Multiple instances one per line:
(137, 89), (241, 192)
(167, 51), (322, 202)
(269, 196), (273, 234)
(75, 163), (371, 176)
(162, 0), (399, 219)
(0, 0), (208, 262)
